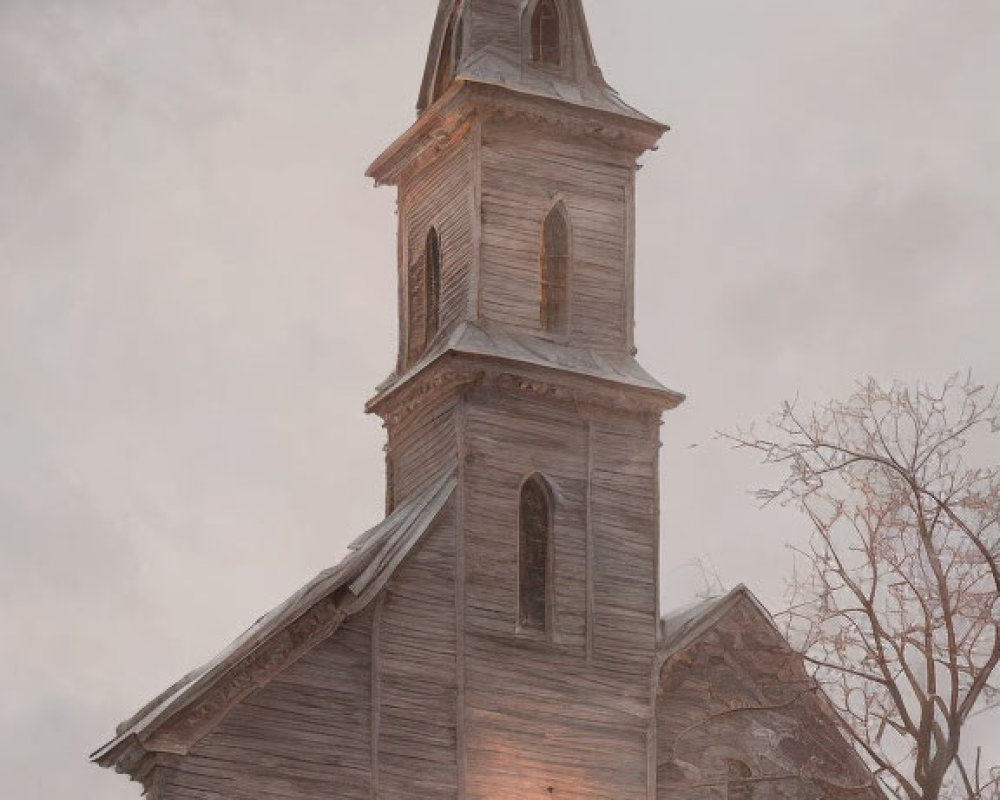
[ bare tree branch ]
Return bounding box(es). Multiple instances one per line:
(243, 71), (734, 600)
(724, 374), (1000, 800)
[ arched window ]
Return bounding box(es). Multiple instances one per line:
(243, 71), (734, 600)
(518, 475), (553, 632)
(425, 227), (441, 343)
(540, 204), (570, 334)
(531, 0), (562, 66)
(453, 13), (465, 69)
(385, 451), (396, 516)
(726, 760), (754, 800)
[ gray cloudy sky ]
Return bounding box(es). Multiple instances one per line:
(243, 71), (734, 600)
(1, 1), (998, 797)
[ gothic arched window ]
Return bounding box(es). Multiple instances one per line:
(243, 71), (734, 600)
(453, 13), (465, 70)
(425, 227), (441, 343)
(726, 760), (754, 800)
(531, 0), (562, 66)
(518, 475), (553, 632)
(540, 204), (570, 334)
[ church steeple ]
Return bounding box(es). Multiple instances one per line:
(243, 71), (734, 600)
(367, 0), (681, 524)
(362, 10), (684, 789)
(368, 3), (672, 393)
(416, 0), (661, 125)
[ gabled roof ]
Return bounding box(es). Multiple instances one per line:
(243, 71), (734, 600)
(659, 585), (780, 661)
(93, 472), (457, 775)
(657, 587), (886, 797)
(416, 0), (664, 128)
(368, 320), (686, 414)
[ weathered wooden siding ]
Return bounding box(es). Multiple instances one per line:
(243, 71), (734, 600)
(387, 396), (459, 509)
(467, 0), (520, 56)
(590, 415), (660, 667)
(479, 119), (634, 352)
(376, 501), (459, 800)
(157, 611), (374, 800)
(461, 386), (658, 800)
(401, 135), (475, 365)
(462, 0), (595, 87)
(462, 388), (589, 647)
(656, 601), (879, 800)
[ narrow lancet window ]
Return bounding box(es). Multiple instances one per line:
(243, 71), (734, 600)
(425, 227), (441, 343)
(453, 14), (465, 70)
(519, 475), (552, 632)
(385, 451), (396, 516)
(406, 259), (422, 365)
(531, 0), (562, 65)
(540, 204), (570, 334)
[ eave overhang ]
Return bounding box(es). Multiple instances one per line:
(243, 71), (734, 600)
(367, 80), (669, 187)
(92, 473), (458, 781)
(366, 322), (686, 424)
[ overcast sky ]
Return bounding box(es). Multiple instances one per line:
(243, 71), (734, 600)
(1, 1), (998, 797)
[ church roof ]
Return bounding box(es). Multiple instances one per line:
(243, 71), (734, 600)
(417, 0), (664, 128)
(657, 587), (885, 797)
(659, 585), (780, 660)
(93, 472), (457, 772)
(369, 320), (686, 412)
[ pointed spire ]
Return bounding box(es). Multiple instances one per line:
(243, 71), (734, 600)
(416, 0), (661, 126)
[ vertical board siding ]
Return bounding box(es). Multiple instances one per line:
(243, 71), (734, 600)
(461, 390), (658, 800)
(388, 397), (459, 507)
(591, 416), (659, 668)
(402, 136), (475, 365)
(159, 612), (374, 800)
(463, 391), (588, 646)
(468, 0), (521, 55)
(377, 503), (460, 800)
(479, 121), (633, 352)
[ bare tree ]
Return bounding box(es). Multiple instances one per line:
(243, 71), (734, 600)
(726, 374), (1000, 800)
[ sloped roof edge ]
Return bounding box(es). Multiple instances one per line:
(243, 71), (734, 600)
(658, 585), (780, 662)
(367, 321), (686, 415)
(419, 0), (614, 114)
(657, 586), (888, 797)
(414, 0), (664, 128)
(92, 472), (458, 772)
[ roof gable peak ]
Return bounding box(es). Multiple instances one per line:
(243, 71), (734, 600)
(659, 585), (784, 661)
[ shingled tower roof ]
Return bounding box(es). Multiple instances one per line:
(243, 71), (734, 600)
(416, 0), (662, 126)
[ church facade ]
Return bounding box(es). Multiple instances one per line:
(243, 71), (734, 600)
(94, 2), (879, 798)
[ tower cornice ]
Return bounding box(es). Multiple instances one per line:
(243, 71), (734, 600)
(366, 323), (685, 427)
(367, 81), (667, 188)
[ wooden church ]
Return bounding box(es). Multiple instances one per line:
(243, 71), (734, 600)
(94, 2), (880, 798)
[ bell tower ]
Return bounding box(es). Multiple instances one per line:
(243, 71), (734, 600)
(366, 1), (684, 797)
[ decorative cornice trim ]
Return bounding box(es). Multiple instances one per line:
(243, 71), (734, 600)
(493, 371), (665, 418)
(368, 81), (665, 186)
(93, 598), (348, 777)
(367, 83), (474, 186)
(472, 86), (663, 155)
(373, 366), (485, 428)
(146, 598), (347, 754)
(494, 373), (576, 406)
